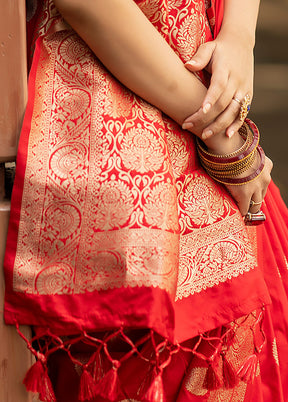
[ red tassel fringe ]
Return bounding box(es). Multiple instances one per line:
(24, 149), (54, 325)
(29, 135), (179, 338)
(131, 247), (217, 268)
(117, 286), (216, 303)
(144, 372), (164, 402)
(94, 366), (122, 401)
(23, 359), (56, 402)
(222, 354), (239, 388)
(78, 369), (96, 401)
(204, 363), (223, 390)
(17, 313), (265, 400)
(91, 351), (105, 382)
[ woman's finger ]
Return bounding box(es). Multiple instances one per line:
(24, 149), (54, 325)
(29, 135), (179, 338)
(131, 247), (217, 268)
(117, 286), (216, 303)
(185, 42), (215, 72)
(182, 79), (237, 135)
(200, 64), (230, 113)
(201, 90), (241, 139)
(226, 118), (243, 138)
(225, 91), (253, 137)
(248, 194), (264, 214)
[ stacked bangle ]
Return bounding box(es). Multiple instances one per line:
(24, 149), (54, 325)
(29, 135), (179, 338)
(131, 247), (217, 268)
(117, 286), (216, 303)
(196, 119), (265, 186)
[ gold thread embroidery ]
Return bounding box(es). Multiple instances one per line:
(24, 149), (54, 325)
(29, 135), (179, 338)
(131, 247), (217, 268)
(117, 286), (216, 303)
(184, 367), (208, 396)
(272, 337), (280, 366)
(13, 3), (257, 299)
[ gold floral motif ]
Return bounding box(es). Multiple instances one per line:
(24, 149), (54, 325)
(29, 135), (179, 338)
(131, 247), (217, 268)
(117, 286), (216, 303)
(142, 181), (179, 230)
(54, 86), (91, 120)
(165, 127), (190, 177)
(44, 201), (81, 240)
(103, 79), (134, 119)
(49, 143), (88, 180)
(136, 0), (165, 25)
(75, 228), (179, 295)
(58, 33), (91, 64)
(176, 213), (257, 299)
(119, 124), (166, 173)
(92, 178), (135, 230)
(178, 174), (229, 228)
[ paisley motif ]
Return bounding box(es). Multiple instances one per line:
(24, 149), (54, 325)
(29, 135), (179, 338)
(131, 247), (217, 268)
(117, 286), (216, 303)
(49, 143), (88, 180)
(54, 86), (91, 120)
(44, 202), (81, 239)
(35, 263), (74, 294)
(58, 33), (91, 64)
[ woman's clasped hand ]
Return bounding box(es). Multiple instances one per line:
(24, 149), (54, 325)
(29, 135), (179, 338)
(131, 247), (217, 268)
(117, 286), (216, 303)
(181, 32), (272, 218)
(182, 31), (254, 140)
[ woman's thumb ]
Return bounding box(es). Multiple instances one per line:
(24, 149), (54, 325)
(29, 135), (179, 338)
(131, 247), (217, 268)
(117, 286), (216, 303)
(185, 42), (214, 72)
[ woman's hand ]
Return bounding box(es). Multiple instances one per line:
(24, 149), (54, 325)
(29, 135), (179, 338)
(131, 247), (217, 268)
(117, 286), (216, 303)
(182, 32), (254, 140)
(224, 156), (273, 217)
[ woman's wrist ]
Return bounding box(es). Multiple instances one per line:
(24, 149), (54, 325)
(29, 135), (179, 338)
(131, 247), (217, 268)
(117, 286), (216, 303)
(219, 0), (260, 50)
(203, 131), (245, 156)
(217, 26), (255, 50)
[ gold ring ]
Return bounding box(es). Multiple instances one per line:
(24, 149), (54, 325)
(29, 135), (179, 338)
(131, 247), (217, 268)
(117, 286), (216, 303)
(239, 94), (251, 122)
(232, 97), (241, 105)
(249, 200), (263, 208)
(244, 210), (266, 225)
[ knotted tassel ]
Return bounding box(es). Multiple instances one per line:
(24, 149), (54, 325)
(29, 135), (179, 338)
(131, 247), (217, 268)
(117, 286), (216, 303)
(237, 354), (258, 383)
(144, 370), (164, 402)
(94, 362), (122, 401)
(204, 362), (223, 390)
(78, 368), (96, 401)
(23, 355), (56, 402)
(91, 351), (105, 382)
(222, 354), (239, 389)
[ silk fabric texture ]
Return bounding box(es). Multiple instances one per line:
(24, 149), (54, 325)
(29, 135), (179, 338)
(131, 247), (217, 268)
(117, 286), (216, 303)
(4, 0), (288, 401)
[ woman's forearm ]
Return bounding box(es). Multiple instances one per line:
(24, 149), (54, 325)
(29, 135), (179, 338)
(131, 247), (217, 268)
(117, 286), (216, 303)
(54, 0), (207, 125)
(219, 0), (260, 47)
(53, 0), (244, 155)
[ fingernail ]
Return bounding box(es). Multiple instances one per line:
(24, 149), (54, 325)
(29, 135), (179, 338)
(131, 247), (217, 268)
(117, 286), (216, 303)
(185, 60), (197, 66)
(202, 103), (211, 114)
(227, 130), (234, 138)
(182, 122), (194, 130)
(202, 130), (213, 140)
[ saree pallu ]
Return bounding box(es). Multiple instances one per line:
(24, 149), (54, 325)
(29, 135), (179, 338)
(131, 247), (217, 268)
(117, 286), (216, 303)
(3, 0), (288, 401)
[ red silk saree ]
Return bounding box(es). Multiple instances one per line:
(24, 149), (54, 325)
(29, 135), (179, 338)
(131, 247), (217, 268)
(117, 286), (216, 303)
(3, 0), (288, 401)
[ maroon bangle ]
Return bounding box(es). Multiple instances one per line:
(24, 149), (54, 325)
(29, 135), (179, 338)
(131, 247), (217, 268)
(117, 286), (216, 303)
(210, 146), (265, 185)
(196, 119), (259, 164)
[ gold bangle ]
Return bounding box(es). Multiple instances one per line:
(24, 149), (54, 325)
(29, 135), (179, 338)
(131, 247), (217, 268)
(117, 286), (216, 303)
(199, 148), (257, 171)
(204, 152), (256, 178)
(196, 121), (253, 160)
